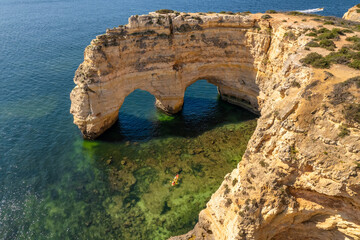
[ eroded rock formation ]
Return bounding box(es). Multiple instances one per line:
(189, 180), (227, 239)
(71, 10), (360, 240)
(343, 4), (360, 22)
(70, 12), (273, 139)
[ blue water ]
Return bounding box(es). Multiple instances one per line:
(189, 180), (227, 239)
(0, 0), (358, 239)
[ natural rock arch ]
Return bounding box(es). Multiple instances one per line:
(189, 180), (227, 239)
(70, 12), (267, 139)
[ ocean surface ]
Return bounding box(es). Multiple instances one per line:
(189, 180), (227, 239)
(0, 0), (358, 239)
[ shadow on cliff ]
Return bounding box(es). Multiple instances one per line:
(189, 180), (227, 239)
(97, 97), (257, 142)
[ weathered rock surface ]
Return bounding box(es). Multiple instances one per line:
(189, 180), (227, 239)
(71, 10), (360, 240)
(70, 12), (275, 139)
(343, 4), (360, 22)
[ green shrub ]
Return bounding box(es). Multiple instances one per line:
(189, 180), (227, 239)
(339, 47), (351, 54)
(219, 11), (234, 15)
(325, 51), (351, 64)
(306, 40), (320, 47)
(319, 39), (336, 50)
(156, 9), (174, 14)
(261, 14), (272, 19)
(331, 28), (345, 36)
(306, 32), (318, 37)
(357, 9), (360, 13)
(350, 51), (360, 60)
(300, 52), (323, 64)
(324, 21), (335, 25)
(287, 11), (305, 16)
(312, 58), (331, 68)
(351, 42), (360, 51)
(348, 59), (360, 69)
(317, 31), (339, 40)
(300, 52), (331, 68)
(343, 29), (354, 33)
(330, 55), (351, 64)
(317, 27), (330, 33)
(357, 4), (360, 8)
(338, 125), (350, 137)
(266, 10), (277, 13)
(312, 18), (322, 22)
(346, 36), (360, 42)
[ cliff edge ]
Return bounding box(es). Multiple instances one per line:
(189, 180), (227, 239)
(343, 4), (360, 22)
(70, 10), (360, 239)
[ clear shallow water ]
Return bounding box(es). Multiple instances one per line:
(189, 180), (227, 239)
(0, 0), (358, 239)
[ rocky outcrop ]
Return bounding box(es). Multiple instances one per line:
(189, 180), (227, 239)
(343, 4), (360, 22)
(70, 12), (275, 139)
(71, 11), (360, 239)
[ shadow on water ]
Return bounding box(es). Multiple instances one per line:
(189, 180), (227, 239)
(99, 80), (257, 142)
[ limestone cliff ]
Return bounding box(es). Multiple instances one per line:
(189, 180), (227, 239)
(71, 11), (360, 239)
(343, 4), (360, 22)
(70, 12), (269, 139)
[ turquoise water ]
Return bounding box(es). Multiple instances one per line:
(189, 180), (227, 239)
(0, 0), (357, 239)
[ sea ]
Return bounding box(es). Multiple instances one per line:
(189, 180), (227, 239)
(0, 0), (358, 239)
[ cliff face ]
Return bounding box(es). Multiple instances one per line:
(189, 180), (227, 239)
(343, 4), (360, 22)
(71, 11), (360, 239)
(172, 68), (360, 239)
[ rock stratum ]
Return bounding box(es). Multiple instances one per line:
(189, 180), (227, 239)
(71, 10), (360, 239)
(343, 4), (360, 22)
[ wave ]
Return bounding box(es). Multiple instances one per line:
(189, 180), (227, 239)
(296, 8), (324, 13)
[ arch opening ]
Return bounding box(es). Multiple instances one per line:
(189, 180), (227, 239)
(183, 75), (260, 116)
(98, 79), (257, 141)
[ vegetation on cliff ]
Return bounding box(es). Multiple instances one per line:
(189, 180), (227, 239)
(155, 9), (174, 14)
(301, 24), (360, 70)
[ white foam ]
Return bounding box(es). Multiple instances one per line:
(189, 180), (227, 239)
(296, 8), (324, 13)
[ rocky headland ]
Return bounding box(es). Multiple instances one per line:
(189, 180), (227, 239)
(343, 4), (360, 22)
(70, 9), (360, 239)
